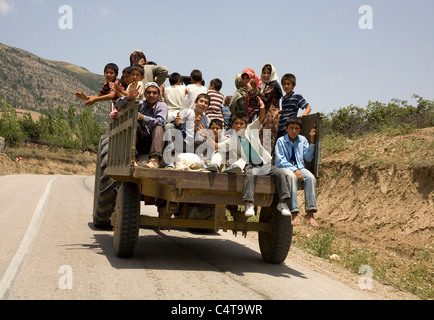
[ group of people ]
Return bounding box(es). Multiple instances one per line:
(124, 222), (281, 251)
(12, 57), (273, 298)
(74, 50), (318, 227)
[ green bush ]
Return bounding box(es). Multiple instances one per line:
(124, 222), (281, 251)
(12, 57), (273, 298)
(323, 95), (434, 138)
(0, 100), (104, 151)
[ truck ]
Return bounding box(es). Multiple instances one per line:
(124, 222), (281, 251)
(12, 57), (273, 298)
(92, 99), (323, 264)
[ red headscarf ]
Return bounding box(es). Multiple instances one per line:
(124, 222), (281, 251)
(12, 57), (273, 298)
(242, 68), (262, 122)
(241, 68), (262, 91)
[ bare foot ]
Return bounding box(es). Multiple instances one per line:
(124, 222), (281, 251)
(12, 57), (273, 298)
(142, 157), (160, 169)
(292, 213), (300, 225)
(305, 211), (318, 228)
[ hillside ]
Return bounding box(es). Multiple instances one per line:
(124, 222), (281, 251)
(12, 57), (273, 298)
(0, 43), (108, 122)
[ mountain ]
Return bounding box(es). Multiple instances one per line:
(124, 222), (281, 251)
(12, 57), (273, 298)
(0, 43), (109, 122)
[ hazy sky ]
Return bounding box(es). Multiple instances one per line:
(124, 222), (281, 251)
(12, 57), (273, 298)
(0, 0), (433, 115)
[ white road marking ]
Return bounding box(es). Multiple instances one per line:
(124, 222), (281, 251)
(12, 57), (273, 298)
(0, 177), (57, 300)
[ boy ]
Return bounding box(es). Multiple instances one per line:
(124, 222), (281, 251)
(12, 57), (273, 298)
(75, 63), (122, 107)
(221, 95), (233, 130)
(199, 97), (291, 218)
(120, 66), (132, 89)
(206, 78), (224, 122)
(164, 94), (211, 169)
(109, 65), (146, 121)
(181, 69), (207, 111)
(275, 117), (318, 227)
(278, 73), (312, 137)
(111, 65), (145, 100)
(164, 72), (186, 125)
(176, 93), (211, 148)
(127, 65), (145, 100)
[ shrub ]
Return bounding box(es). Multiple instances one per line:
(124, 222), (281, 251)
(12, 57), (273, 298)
(324, 95), (434, 139)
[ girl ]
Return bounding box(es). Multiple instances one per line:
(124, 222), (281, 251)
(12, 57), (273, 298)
(259, 64), (283, 159)
(241, 68), (262, 123)
(228, 74), (246, 116)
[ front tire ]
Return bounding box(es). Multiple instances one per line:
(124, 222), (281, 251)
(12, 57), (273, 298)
(93, 135), (118, 229)
(113, 182), (140, 258)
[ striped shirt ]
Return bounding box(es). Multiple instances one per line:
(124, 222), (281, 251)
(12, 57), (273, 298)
(206, 89), (224, 121)
(221, 105), (232, 129)
(278, 92), (309, 132)
(100, 79), (123, 104)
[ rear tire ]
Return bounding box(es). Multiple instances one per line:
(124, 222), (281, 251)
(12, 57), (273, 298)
(258, 196), (293, 264)
(113, 182), (140, 258)
(93, 135), (118, 229)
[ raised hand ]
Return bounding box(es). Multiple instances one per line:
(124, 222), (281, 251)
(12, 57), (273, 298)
(310, 129), (316, 144)
(127, 82), (140, 101)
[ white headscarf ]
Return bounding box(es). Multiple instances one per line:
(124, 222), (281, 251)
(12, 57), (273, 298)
(260, 63), (279, 92)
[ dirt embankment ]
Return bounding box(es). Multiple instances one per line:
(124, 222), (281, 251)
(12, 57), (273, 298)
(316, 160), (433, 259)
(309, 127), (433, 260)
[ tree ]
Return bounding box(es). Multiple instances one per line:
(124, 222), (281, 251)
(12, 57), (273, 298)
(0, 100), (23, 147)
(67, 104), (77, 132)
(48, 106), (80, 149)
(77, 107), (104, 152)
(19, 112), (40, 142)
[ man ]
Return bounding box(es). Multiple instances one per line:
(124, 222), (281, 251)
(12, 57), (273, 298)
(115, 82), (168, 168)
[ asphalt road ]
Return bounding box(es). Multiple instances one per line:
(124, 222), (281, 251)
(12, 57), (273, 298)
(0, 174), (379, 300)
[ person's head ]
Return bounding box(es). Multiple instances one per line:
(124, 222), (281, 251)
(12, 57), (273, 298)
(121, 67), (132, 85)
(285, 117), (302, 141)
(241, 68), (258, 86)
(209, 78), (222, 92)
(234, 74), (244, 90)
(104, 63), (119, 82)
(194, 93), (211, 114)
(130, 50), (147, 66)
(131, 65), (145, 83)
(190, 69), (203, 84)
(241, 73), (250, 86)
(209, 119), (223, 140)
(281, 73), (296, 94)
(231, 113), (248, 134)
(169, 72), (183, 86)
(144, 82), (160, 106)
(261, 64), (273, 83)
(224, 95), (233, 106)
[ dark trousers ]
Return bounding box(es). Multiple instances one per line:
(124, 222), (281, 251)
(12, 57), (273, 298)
(243, 163), (291, 204)
(136, 125), (165, 160)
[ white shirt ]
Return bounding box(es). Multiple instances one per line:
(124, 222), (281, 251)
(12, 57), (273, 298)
(182, 84), (207, 110)
(164, 84), (186, 122)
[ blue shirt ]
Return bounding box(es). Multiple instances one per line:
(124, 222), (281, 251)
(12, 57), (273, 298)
(279, 92), (309, 132)
(275, 134), (315, 172)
